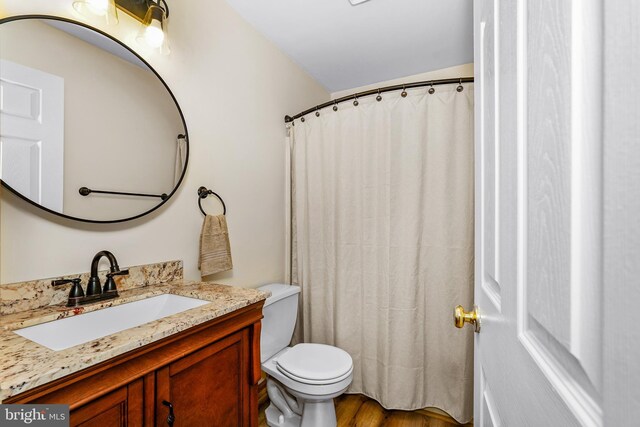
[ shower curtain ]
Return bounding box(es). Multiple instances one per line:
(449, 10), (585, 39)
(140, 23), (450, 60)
(286, 83), (475, 423)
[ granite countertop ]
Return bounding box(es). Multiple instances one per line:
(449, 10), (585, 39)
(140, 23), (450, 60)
(0, 281), (269, 402)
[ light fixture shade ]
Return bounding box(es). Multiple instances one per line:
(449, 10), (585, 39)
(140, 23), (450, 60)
(72, 0), (119, 25)
(136, 3), (170, 55)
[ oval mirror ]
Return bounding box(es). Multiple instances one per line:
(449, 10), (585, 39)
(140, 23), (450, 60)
(0, 16), (188, 223)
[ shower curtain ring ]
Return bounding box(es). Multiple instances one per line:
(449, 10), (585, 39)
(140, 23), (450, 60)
(401, 85), (408, 98)
(428, 81), (435, 94)
(457, 79), (464, 92)
(315, 106), (320, 117)
(333, 101), (338, 112)
(376, 89), (382, 102)
(353, 95), (359, 106)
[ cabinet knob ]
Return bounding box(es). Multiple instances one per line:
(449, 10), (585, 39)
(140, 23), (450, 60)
(162, 400), (175, 426)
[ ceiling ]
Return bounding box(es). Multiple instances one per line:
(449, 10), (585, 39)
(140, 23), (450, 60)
(224, 0), (473, 92)
(46, 20), (148, 70)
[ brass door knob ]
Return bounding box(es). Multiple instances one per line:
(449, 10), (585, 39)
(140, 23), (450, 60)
(454, 305), (481, 332)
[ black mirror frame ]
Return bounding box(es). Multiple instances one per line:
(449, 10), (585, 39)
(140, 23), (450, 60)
(0, 14), (189, 224)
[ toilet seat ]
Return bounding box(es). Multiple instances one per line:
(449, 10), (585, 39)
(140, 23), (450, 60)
(276, 343), (353, 385)
(278, 364), (353, 385)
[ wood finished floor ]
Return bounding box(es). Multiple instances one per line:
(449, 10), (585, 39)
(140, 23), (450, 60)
(258, 394), (471, 427)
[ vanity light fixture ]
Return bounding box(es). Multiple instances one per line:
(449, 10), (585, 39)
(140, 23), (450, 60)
(72, 0), (119, 25)
(72, 0), (171, 54)
(135, 0), (170, 53)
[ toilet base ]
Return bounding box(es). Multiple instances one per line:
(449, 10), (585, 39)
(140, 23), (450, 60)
(265, 403), (301, 427)
(264, 376), (339, 427)
(300, 400), (337, 427)
(265, 400), (337, 427)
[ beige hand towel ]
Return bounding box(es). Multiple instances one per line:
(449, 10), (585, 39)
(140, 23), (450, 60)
(198, 214), (233, 276)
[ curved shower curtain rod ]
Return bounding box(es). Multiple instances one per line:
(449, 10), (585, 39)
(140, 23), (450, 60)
(284, 76), (474, 123)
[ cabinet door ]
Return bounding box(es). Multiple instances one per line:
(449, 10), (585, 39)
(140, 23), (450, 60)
(156, 330), (250, 427)
(70, 379), (144, 427)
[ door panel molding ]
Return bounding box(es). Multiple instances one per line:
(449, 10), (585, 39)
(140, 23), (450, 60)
(480, 369), (502, 427)
(515, 1), (604, 426)
(478, 0), (502, 313)
(0, 79), (42, 121)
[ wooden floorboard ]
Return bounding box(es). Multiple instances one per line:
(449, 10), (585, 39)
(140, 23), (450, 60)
(259, 393), (472, 427)
(336, 393), (368, 425)
(351, 397), (387, 426)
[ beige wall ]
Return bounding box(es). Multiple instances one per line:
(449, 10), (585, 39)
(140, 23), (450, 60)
(331, 63), (474, 99)
(1, 20), (182, 220)
(0, 0), (329, 285)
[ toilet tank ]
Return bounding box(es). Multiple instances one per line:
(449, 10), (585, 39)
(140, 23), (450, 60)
(258, 284), (300, 363)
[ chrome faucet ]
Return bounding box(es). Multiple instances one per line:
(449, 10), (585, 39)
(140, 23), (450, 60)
(52, 250), (129, 307)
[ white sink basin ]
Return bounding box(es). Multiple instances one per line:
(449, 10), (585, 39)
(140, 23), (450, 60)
(14, 294), (210, 351)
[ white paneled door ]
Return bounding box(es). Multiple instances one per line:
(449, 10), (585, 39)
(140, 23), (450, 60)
(0, 59), (64, 212)
(470, 0), (640, 426)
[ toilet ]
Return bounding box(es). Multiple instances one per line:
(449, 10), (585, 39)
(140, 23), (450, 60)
(259, 284), (353, 427)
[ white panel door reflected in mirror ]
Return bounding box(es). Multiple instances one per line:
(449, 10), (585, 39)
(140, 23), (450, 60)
(0, 16), (188, 223)
(0, 59), (64, 212)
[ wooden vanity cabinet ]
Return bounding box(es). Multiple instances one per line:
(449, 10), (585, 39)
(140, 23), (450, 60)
(155, 331), (250, 427)
(5, 302), (264, 427)
(70, 382), (143, 427)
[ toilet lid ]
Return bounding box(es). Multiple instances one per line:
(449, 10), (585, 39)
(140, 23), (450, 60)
(276, 343), (353, 383)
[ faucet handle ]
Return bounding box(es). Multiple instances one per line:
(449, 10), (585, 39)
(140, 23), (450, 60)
(52, 278), (85, 299)
(103, 269), (128, 293)
(52, 278), (76, 286)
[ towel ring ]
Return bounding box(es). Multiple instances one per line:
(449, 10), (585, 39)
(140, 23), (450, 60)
(197, 186), (226, 216)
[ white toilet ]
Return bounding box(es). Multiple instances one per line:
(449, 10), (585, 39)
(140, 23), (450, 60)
(259, 284), (353, 427)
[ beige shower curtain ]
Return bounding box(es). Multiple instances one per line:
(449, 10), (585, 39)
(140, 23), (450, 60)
(287, 84), (474, 423)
